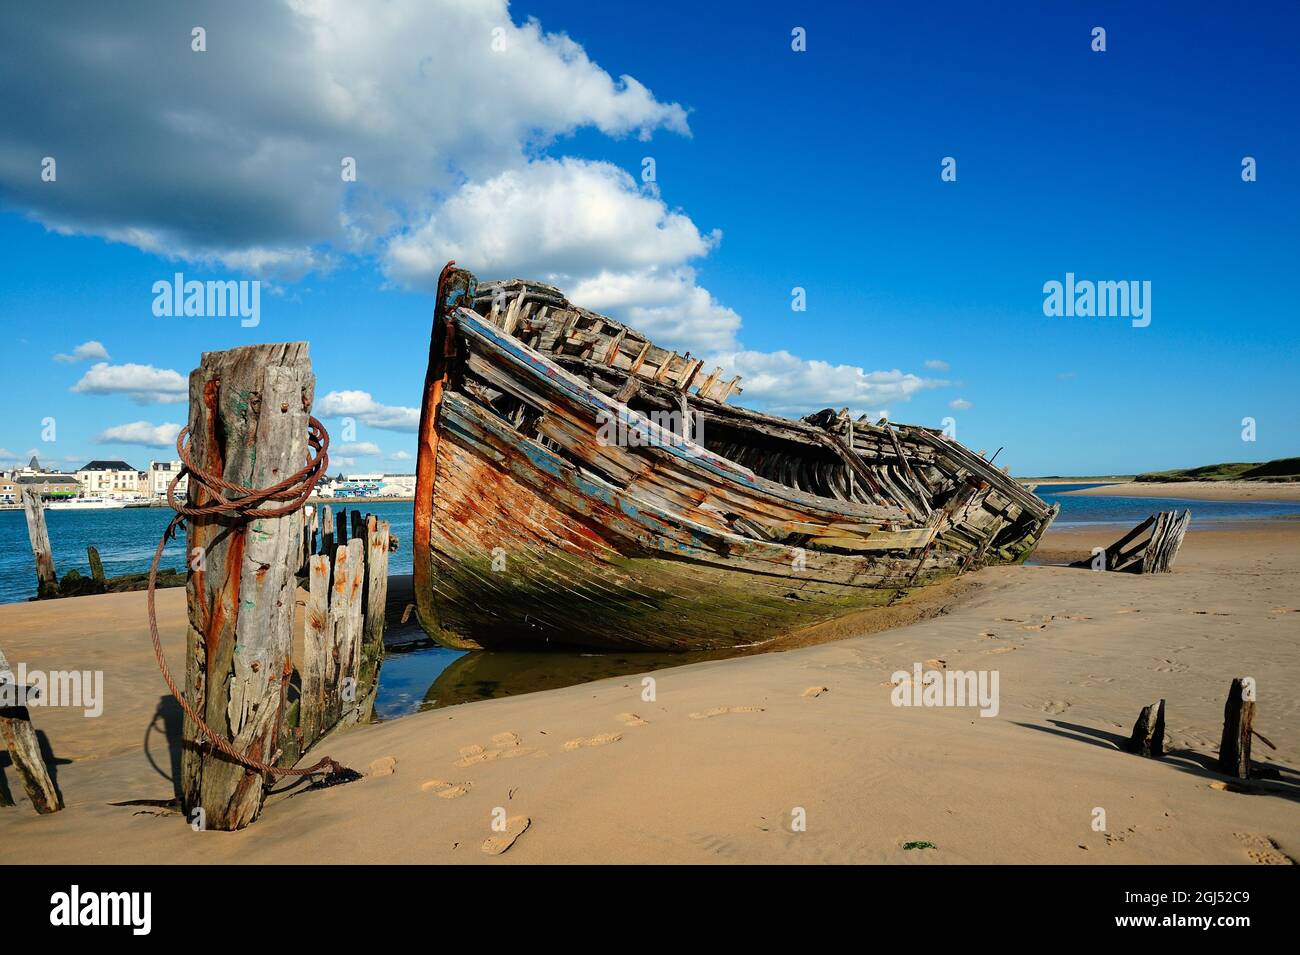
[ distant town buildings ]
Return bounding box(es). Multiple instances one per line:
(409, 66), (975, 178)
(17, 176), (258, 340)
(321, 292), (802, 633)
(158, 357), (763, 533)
(1, 456), (80, 502)
(76, 460), (146, 499)
(316, 472), (416, 499)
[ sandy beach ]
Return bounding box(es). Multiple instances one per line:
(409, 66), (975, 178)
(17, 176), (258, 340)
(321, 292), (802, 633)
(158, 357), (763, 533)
(1063, 481), (1300, 502)
(2, 520), (1296, 864)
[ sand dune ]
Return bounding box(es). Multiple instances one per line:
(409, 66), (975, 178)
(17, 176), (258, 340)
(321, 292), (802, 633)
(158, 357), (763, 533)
(1, 522), (1296, 864)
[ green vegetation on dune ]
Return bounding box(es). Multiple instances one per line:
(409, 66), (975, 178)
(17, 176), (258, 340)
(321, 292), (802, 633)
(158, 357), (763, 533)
(1134, 457), (1300, 483)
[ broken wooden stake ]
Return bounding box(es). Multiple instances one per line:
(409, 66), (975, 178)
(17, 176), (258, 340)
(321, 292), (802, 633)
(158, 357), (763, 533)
(1216, 678), (1255, 779)
(87, 545), (105, 583)
(1123, 699), (1166, 758)
(180, 342), (315, 831)
(20, 487), (58, 599)
(0, 647), (62, 813)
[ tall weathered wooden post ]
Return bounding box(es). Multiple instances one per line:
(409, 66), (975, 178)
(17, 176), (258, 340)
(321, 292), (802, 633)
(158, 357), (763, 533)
(21, 487), (58, 599)
(180, 342), (314, 830)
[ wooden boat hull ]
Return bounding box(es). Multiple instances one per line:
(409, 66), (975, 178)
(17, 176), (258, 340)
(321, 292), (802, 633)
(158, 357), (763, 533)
(414, 266), (1055, 652)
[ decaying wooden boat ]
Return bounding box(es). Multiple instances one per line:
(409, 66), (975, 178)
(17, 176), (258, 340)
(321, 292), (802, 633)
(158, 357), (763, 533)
(413, 263), (1057, 651)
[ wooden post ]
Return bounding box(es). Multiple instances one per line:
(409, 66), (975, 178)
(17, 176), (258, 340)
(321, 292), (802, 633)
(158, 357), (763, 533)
(321, 504), (334, 560)
(87, 545), (105, 583)
(180, 342), (314, 831)
(355, 517), (390, 720)
(20, 487), (58, 599)
(351, 509), (364, 541)
(1217, 678), (1255, 779)
(330, 540), (365, 727)
(336, 507), (348, 547)
(0, 647), (62, 813)
(1123, 699), (1166, 758)
(299, 554), (332, 752)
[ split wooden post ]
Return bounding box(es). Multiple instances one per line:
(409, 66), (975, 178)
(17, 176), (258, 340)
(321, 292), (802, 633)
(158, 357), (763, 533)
(355, 516), (390, 719)
(20, 487), (58, 599)
(1123, 699), (1166, 758)
(0, 647), (62, 813)
(180, 342), (314, 831)
(336, 507), (348, 548)
(330, 539), (365, 727)
(299, 554), (332, 752)
(1217, 678), (1255, 779)
(321, 504), (334, 560)
(87, 545), (105, 583)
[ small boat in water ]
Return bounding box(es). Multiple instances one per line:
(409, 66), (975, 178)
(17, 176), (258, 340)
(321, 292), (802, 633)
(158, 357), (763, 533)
(47, 496), (128, 510)
(413, 264), (1057, 651)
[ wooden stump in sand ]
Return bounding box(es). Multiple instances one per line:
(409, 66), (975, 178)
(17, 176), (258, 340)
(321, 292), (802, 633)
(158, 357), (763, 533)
(1123, 699), (1166, 758)
(1216, 678), (1255, 779)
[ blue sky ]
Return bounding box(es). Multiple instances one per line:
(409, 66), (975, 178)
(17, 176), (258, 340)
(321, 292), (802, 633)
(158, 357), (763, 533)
(1, 0), (1296, 476)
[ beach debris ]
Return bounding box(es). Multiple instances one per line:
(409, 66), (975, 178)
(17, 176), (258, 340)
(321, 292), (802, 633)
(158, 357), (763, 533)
(1217, 678), (1257, 779)
(1122, 699), (1166, 758)
(902, 841), (936, 851)
(1073, 510), (1191, 573)
(0, 647), (62, 814)
(481, 814), (531, 856)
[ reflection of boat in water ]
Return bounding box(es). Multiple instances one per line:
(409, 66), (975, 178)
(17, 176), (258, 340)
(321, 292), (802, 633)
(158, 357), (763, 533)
(419, 647), (738, 711)
(47, 496), (128, 510)
(414, 264), (1057, 652)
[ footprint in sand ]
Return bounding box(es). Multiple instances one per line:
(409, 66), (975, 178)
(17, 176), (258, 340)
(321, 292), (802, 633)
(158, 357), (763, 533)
(984, 646), (1017, 655)
(924, 658), (947, 670)
(562, 732), (622, 750)
(481, 815), (531, 856)
(1041, 700), (1071, 715)
(1270, 607), (1299, 614)
(689, 705), (765, 719)
(802, 686), (829, 698)
(615, 712), (648, 727)
(454, 734), (538, 767)
(1233, 832), (1296, 865)
(367, 756), (398, 777)
(420, 778), (471, 799)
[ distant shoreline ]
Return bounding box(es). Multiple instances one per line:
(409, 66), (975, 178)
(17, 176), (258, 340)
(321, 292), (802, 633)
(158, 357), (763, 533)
(1057, 480), (1300, 503)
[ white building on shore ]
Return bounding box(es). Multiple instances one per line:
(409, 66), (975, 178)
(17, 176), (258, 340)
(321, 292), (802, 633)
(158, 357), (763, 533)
(147, 460), (188, 498)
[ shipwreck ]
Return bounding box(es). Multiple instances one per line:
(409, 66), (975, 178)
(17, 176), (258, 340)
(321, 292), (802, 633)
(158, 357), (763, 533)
(413, 264), (1057, 651)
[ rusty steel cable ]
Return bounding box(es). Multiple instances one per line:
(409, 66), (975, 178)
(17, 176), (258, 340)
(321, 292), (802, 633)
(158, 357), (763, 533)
(146, 415), (348, 779)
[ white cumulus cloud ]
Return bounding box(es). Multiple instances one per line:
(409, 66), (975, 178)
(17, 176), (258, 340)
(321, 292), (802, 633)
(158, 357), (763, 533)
(54, 340), (111, 363)
(95, 421), (182, 448)
(71, 363), (187, 404)
(317, 390), (419, 432)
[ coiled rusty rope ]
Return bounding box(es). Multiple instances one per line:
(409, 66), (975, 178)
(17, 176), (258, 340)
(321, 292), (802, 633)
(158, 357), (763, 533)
(146, 416), (348, 779)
